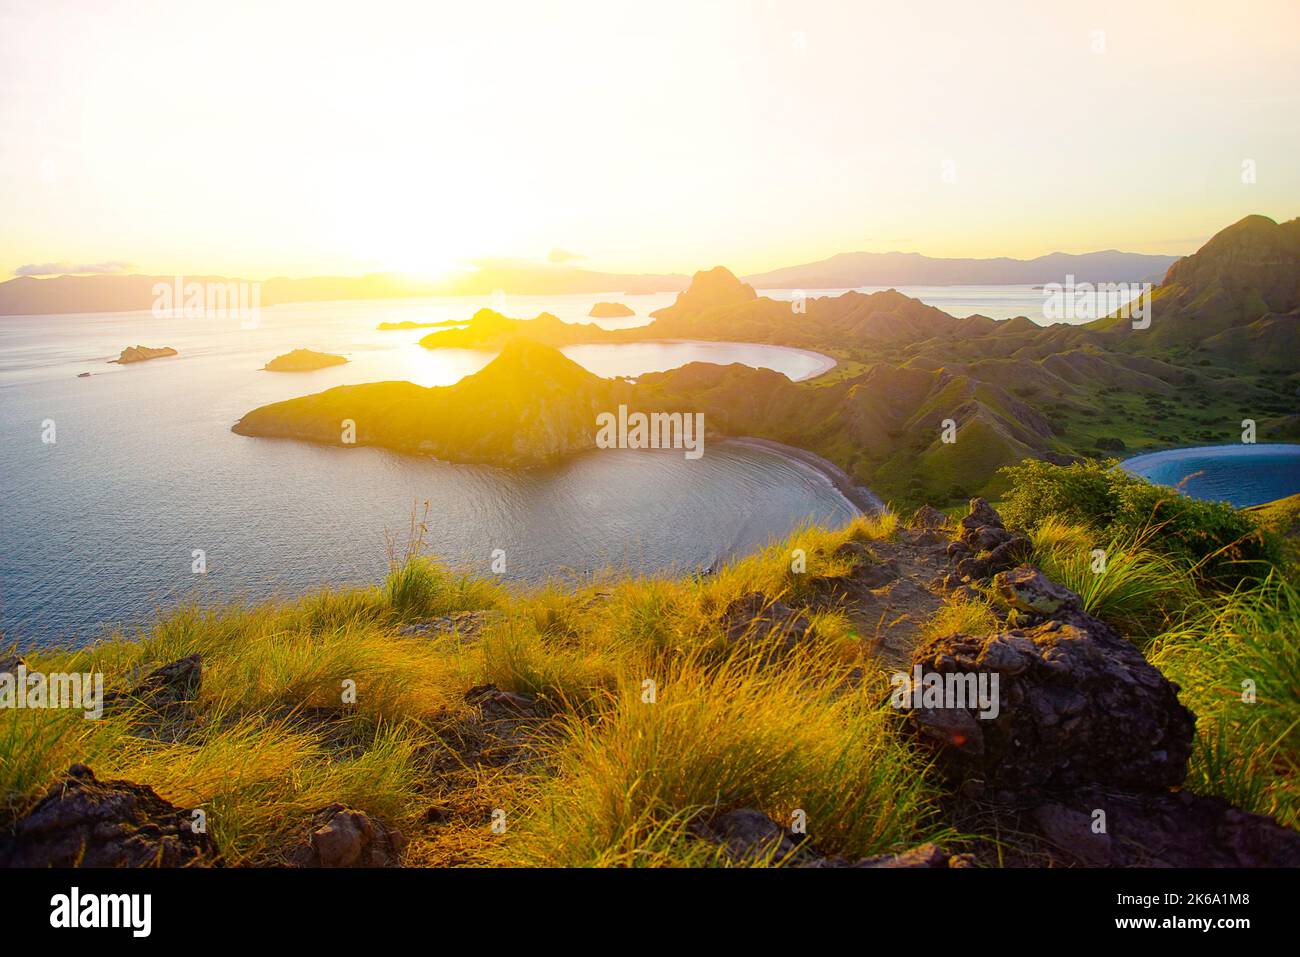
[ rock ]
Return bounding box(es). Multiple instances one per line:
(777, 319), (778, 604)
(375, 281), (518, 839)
(587, 301), (635, 318)
(962, 497), (1003, 533)
(855, 559), (901, 588)
(111, 345), (177, 364)
(0, 654), (24, 676)
(721, 593), (814, 658)
(949, 499), (1031, 580)
(263, 348), (348, 372)
(1030, 803), (1113, 866)
(833, 541), (873, 562)
(703, 808), (802, 864)
(853, 842), (976, 868)
(901, 528), (946, 547)
(974, 526), (1012, 551)
(984, 534), (1032, 573)
(0, 764), (219, 867)
(289, 804), (406, 867)
(993, 566), (1082, 616)
(106, 654), (201, 712)
(1031, 788), (1300, 867)
(905, 609), (1196, 799)
(464, 683), (536, 716)
(398, 610), (503, 641)
(910, 505), (950, 530)
(649, 266), (757, 323)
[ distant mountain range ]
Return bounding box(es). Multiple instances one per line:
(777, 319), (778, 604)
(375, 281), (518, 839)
(743, 249), (1179, 288)
(0, 247), (1181, 317)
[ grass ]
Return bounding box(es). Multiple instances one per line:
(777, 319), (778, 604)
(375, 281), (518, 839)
(1027, 518), (1196, 639)
(0, 508), (939, 868)
(1149, 575), (1300, 828)
(4, 485), (1296, 866)
(494, 651), (951, 867)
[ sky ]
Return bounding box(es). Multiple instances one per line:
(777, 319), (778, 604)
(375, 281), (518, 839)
(1, 0), (1297, 280)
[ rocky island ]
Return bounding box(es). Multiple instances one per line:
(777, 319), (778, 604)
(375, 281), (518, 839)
(263, 348), (349, 372)
(111, 345), (177, 364)
(588, 301), (635, 318)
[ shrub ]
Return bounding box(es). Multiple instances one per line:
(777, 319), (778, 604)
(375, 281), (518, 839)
(998, 458), (1283, 587)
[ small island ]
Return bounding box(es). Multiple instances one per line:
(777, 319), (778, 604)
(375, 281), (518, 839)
(376, 319), (460, 330)
(111, 345), (178, 364)
(588, 301), (635, 318)
(263, 348), (349, 372)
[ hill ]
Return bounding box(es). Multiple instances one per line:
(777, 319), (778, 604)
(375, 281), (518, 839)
(234, 339), (637, 467)
(744, 248), (1179, 289)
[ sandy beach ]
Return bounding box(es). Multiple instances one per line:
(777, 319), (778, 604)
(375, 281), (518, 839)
(723, 436), (885, 514)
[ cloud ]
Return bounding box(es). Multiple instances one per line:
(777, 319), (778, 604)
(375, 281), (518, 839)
(14, 260), (134, 277)
(546, 248), (586, 265)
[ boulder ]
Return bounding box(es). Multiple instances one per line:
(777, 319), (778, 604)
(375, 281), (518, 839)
(702, 808), (803, 864)
(905, 599), (1196, 799)
(0, 654), (24, 676)
(994, 566), (1082, 616)
(0, 764), (219, 867)
(289, 804), (406, 867)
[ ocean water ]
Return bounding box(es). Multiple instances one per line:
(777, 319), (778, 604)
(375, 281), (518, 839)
(1121, 444), (1300, 508)
(0, 292), (853, 646)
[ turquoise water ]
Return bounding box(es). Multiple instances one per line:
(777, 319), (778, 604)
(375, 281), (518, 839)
(1121, 444), (1300, 508)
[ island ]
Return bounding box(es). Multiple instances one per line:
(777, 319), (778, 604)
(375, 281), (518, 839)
(111, 345), (177, 364)
(376, 319), (460, 330)
(263, 348), (349, 372)
(588, 301), (635, 318)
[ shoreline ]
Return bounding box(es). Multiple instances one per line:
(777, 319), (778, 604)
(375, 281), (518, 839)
(723, 436), (885, 514)
(648, 338), (838, 381)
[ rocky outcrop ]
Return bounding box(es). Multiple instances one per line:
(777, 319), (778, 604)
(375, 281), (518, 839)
(649, 266), (757, 323)
(111, 345), (177, 364)
(288, 804), (406, 867)
(0, 764), (219, 867)
(588, 301), (635, 318)
(263, 348), (348, 372)
(942, 498), (1031, 588)
(905, 576), (1195, 799)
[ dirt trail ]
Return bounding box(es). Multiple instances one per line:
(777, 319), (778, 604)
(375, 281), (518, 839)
(846, 527), (952, 666)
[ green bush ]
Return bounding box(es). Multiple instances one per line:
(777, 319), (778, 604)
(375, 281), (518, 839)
(997, 458), (1283, 587)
